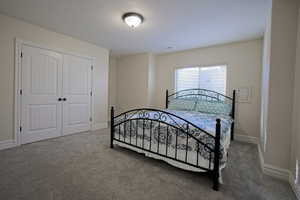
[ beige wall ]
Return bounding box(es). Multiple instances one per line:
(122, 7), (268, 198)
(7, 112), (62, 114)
(291, 6), (300, 184)
(109, 57), (117, 115)
(264, 0), (298, 169)
(147, 54), (156, 107)
(115, 53), (157, 113)
(154, 39), (263, 139)
(116, 53), (150, 113)
(0, 14), (109, 141)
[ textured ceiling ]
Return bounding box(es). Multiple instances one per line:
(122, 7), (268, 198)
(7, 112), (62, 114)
(0, 0), (270, 56)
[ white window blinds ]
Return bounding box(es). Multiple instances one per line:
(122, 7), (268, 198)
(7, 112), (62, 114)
(175, 65), (227, 94)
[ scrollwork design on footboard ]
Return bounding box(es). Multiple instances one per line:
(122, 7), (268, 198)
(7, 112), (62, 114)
(110, 107), (223, 191)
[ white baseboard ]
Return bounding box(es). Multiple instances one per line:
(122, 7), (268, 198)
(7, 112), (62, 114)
(235, 134), (259, 144)
(257, 145), (299, 198)
(234, 135), (289, 181)
(0, 123), (108, 151)
(0, 139), (17, 150)
(92, 122), (108, 131)
(263, 164), (290, 181)
(289, 174), (300, 199)
(257, 144), (291, 182)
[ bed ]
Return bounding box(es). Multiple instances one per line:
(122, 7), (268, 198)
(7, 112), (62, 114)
(110, 88), (236, 191)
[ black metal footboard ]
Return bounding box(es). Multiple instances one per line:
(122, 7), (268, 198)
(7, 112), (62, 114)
(110, 107), (222, 191)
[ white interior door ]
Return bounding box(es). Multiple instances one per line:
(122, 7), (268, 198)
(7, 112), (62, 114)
(62, 55), (92, 135)
(21, 45), (63, 144)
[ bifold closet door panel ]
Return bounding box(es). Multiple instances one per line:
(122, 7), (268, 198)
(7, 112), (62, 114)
(62, 55), (92, 135)
(21, 45), (63, 144)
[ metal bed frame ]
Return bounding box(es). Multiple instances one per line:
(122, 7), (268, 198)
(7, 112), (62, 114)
(110, 89), (236, 191)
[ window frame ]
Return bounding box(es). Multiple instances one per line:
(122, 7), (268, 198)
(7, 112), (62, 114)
(174, 63), (228, 94)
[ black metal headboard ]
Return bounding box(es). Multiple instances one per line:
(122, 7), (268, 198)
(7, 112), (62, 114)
(166, 88), (236, 119)
(166, 88), (236, 140)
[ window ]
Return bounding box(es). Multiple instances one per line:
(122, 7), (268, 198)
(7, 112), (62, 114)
(175, 65), (227, 94)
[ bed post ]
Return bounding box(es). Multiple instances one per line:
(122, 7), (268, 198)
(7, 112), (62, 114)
(213, 118), (221, 191)
(230, 90), (236, 141)
(165, 89), (169, 109)
(110, 106), (114, 149)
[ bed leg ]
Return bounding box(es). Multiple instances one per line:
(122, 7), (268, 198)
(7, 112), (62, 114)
(231, 122), (234, 141)
(231, 90), (236, 141)
(213, 171), (219, 191)
(110, 106), (114, 149)
(165, 89), (169, 109)
(212, 118), (221, 191)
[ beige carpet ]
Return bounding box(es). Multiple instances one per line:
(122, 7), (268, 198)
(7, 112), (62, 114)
(0, 129), (296, 200)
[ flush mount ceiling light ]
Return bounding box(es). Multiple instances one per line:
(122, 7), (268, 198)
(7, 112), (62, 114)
(122, 12), (144, 28)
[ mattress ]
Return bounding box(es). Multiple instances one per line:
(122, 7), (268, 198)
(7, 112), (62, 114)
(114, 109), (233, 179)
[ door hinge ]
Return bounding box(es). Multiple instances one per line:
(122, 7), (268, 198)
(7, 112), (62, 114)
(20, 126), (22, 132)
(20, 52), (23, 58)
(89, 117), (92, 122)
(90, 91), (92, 96)
(20, 89), (23, 95)
(91, 65), (93, 70)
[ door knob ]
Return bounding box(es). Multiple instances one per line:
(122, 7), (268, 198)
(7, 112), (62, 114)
(63, 98), (67, 101)
(58, 98), (62, 101)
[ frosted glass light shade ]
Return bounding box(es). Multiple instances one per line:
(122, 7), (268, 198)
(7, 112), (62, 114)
(122, 13), (144, 28)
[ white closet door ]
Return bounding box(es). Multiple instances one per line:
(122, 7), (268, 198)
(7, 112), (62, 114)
(62, 55), (92, 135)
(21, 45), (63, 144)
